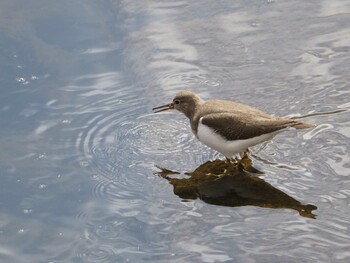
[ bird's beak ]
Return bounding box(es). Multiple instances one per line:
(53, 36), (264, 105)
(152, 102), (175, 113)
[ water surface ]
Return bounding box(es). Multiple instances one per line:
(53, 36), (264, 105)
(1, 0), (350, 262)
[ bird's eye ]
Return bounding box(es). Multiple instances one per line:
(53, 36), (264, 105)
(174, 100), (180, 105)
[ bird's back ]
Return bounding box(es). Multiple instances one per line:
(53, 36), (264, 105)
(200, 99), (274, 119)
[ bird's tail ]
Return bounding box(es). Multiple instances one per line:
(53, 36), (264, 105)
(291, 121), (316, 129)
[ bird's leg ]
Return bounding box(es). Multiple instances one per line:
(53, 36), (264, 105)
(239, 148), (250, 159)
(223, 157), (240, 175)
(237, 149), (250, 170)
(237, 149), (263, 174)
(225, 157), (238, 166)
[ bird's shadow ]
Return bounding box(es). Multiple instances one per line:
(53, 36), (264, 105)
(155, 157), (317, 219)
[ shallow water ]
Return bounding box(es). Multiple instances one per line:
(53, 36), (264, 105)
(1, 0), (350, 262)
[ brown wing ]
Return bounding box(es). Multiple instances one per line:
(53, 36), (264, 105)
(200, 112), (299, 140)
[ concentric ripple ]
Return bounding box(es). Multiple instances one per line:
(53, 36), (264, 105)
(75, 106), (197, 169)
(76, 244), (117, 263)
(66, 71), (205, 227)
(126, 113), (196, 156)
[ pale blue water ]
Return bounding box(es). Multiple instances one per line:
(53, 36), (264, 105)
(1, 1), (350, 262)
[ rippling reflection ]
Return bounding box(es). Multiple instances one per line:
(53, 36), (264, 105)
(156, 159), (317, 219)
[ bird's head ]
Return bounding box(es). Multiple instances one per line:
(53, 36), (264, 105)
(152, 91), (204, 118)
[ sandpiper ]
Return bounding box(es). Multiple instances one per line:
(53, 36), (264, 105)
(152, 91), (315, 161)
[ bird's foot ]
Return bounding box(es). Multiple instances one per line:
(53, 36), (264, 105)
(223, 157), (242, 175)
(225, 157), (239, 166)
(224, 149), (264, 175)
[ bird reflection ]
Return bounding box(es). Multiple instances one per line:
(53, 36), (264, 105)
(155, 157), (317, 219)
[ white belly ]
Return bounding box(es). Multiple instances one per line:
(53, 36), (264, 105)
(197, 121), (276, 158)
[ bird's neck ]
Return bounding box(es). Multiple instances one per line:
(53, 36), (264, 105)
(185, 99), (204, 120)
(187, 100), (205, 136)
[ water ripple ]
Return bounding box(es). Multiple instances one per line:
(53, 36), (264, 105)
(47, 2), (350, 263)
(130, 114), (196, 155)
(77, 244), (116, 263)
